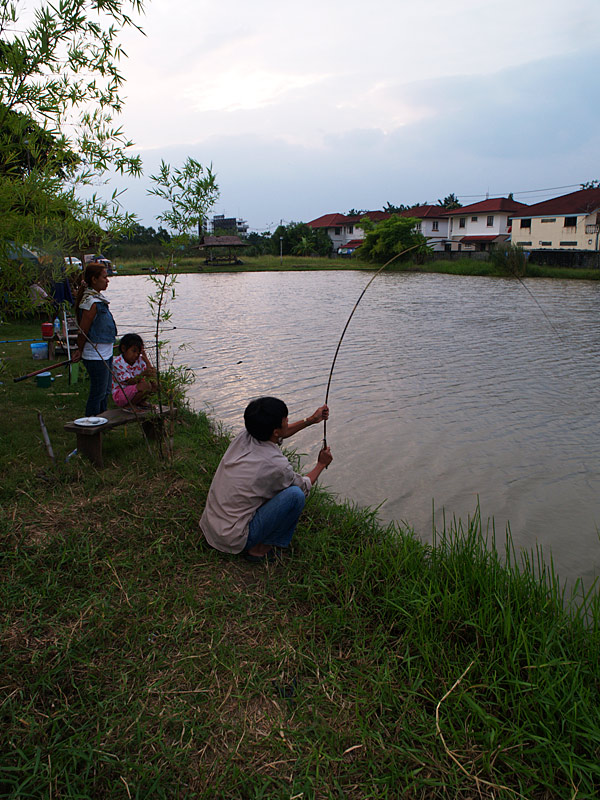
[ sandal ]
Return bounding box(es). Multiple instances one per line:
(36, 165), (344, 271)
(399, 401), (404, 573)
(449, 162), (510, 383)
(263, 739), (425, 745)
(242, 548), (282, 564)
(242, 551), (268, 564)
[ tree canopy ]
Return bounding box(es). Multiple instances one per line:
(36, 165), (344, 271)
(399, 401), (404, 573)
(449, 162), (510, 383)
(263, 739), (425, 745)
(382, 201), (429, 213)
(0, 0), (145, 180)
(0, 0), (146, 315)
(437, 193), (462, 209)
(358, 215), (429, 264)
(271, 222), (332, 257)
(149, 159), (220, 239)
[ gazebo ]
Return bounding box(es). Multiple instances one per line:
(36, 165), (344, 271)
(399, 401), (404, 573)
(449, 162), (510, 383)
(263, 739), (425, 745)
(198, 235), (247, 266)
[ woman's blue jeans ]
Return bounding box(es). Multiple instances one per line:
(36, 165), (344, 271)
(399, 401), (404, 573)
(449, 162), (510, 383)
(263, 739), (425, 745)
(83, 357), (113, 416)
(245, 485), (306, 551)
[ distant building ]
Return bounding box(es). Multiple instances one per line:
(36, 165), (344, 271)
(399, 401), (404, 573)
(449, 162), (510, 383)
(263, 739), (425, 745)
(211, 215), (248, 235)
(441, 198), (530, 252)
(308, 207), (450, 253)
(509, 188), (600, 252)
(307, 211), (390, 253)
(399, 206), (449, 251)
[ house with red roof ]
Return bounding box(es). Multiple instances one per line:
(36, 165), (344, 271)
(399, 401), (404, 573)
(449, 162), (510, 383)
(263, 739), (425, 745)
(399, 206), (450, 250)
(509, 188), (600, 251)
(307, 211), (391, 253)
(308, 207), (450, 253)
(442, 198), (530, 252)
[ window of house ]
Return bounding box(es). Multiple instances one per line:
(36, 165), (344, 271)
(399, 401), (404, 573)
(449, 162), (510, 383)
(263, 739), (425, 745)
(487, 215), (494, 227)
(432, 220), (439, 231)
(560, 241), (578, 247)
(541, 218), (556, 223)
(459, 218), (466, 228)
(520, 241), (532, 246)
(471, 216), (478, 222)
(540, 241), (552, 246)
(564, 217), (577, 227)
(334, 227), (341, 235)
(520, 219), (531, 229)
(348, 225), (353, 234)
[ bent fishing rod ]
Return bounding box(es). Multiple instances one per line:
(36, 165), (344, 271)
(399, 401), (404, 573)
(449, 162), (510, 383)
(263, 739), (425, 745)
(14, 358), (73, 383)
(322, 242), (423, 448)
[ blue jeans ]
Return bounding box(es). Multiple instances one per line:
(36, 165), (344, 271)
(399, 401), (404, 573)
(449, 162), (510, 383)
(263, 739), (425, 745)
(245, 485), (306, 551)
(83, 357), (113, 416)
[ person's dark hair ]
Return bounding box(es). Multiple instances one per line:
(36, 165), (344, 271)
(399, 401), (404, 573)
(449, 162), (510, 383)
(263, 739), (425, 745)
(74, 262), (107, 312)
(244, 396), (288, 441)
(119, 332), (144, 353)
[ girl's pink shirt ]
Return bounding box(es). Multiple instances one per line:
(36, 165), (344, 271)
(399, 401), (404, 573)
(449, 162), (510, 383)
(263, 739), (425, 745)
(111, 353), (146, 393)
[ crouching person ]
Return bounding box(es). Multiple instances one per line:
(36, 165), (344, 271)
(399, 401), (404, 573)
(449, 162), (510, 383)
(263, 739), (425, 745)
(200, 397), (333, 563)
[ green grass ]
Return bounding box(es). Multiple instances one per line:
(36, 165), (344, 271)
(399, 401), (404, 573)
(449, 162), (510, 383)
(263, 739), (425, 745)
(113, 254), (600, 280)
(2, 321), (600, 798)
(114, 254), (374, 276)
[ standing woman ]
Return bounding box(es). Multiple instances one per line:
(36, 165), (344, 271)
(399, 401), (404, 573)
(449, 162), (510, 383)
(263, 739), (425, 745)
(72, 262), (117, 417)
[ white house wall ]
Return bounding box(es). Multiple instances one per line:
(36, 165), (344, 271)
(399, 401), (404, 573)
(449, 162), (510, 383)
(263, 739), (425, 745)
(419, 219), (448, 251)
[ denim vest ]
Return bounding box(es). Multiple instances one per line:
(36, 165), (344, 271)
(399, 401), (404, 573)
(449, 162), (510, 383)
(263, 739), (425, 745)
(85, 301), (117, 344)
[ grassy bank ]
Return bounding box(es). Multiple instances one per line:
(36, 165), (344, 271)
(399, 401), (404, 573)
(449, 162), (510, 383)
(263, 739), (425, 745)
(113, 254), (374, 276)
(2, 321), (600, 798)
(112, 254), (600, 280)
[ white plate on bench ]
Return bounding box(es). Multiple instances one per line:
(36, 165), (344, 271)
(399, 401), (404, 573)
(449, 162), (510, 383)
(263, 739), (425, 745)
(74, 416), (108, 426)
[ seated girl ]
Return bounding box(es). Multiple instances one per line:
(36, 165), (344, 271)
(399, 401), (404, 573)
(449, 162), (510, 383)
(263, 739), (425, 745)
(111, 333), (157, 409)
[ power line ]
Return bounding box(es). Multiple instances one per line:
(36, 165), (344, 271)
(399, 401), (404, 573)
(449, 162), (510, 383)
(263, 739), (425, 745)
(457, 182), (585, 200)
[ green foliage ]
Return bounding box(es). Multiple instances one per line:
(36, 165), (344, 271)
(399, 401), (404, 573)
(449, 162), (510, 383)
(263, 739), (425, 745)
(0, 0), (144, 179)
(149, 158), (220, 239)
(271, 221), (331, 257)
(109, 224), (172, 259)
(581, 179), (600, 189)
(490, 242), (528, 277)
(0, 109), (80, 178)
(0, 0), (145, 318)
(437, 192), (462, 209)
(243, 231), (272, 256)
(382, 201), (429, 213)
(358, 214), (429, 264)
(0, 171), (137, 318)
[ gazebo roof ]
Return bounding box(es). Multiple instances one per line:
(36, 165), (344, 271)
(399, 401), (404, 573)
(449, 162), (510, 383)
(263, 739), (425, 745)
(198, 235), (247, 248)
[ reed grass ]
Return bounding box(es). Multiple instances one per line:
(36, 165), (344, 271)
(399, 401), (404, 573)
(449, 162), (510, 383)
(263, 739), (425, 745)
(2, 321), (600, 798)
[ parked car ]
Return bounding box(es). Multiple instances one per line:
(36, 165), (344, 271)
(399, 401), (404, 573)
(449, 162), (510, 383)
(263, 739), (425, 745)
(64, 256), (82, 269)
(84, 253), (115, 275)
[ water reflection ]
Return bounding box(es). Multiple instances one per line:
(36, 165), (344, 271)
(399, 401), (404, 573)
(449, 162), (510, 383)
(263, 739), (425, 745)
(109, 271), (600, 588)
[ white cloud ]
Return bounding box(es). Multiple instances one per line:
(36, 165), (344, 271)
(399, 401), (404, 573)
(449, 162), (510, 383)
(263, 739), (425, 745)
(97, 0), (600, 228)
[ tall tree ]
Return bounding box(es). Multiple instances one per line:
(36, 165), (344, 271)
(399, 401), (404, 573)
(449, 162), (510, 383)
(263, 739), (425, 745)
(0, 0), (146, 315)
(382, 202), (408, 213)
(271, 221), (331, 257)
(437, 193), (462, 209)
(149, 159), (220, 240)
(0, 0), (145, 180)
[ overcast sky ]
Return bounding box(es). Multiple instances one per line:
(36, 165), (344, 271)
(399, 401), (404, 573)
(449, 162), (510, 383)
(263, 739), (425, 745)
(104, 0), (600, 232)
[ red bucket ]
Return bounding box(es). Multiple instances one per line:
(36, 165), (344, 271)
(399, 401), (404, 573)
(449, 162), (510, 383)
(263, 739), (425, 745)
(41, 322), (53, 338)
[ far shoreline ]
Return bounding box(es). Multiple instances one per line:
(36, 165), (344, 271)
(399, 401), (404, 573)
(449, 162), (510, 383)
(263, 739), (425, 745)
(110, 253), (600, 281)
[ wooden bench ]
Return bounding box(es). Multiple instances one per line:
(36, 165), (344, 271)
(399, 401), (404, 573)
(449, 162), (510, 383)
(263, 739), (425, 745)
(64, 407), (173, 468)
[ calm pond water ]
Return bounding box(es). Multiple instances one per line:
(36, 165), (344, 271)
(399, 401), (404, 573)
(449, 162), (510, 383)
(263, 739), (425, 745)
(108, 271), (600, 588)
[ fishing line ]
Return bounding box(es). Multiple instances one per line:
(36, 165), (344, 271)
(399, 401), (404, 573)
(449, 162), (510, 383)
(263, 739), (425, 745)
(505, 271), (564, 343)
(322, 243), (422, 447)
(322, 246), (565, 447)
